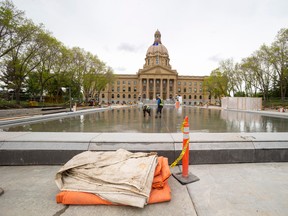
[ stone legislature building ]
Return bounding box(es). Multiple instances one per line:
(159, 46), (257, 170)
(101, 30), (209, 105)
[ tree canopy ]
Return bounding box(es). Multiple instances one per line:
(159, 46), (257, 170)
(0, 0), (114, 104)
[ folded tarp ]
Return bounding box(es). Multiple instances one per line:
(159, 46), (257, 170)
(56, 151), (171, 208)
(55, 149), (159, 208)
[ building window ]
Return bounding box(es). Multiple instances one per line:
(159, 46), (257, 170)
(134, 87), (137, 92)
(200, 88), (202, 92)
(117, 81), (120, 85)
(156, 56), (159, 64)
(134, 94), (136, 98)
(178, 88), (181, 93)
(189, 88), (192, 93)
(150, 79), (153, 84)
(200, 95), (202, 99)
(194, 82), (197, 86)
(194, 88), (197, 93)
(128, 94), (131, 98)
(117, 87), (120, 92)
(143, 80), (146, 84)
(112, 87), (114, 92)
(102, 94), (105, 98)
(194, 95), (197, 99)
(184, 87), (186, 93)
(189, 95), (192, 99)
(123, 81), (125, 85)
(170, 80), (173, 84)
(200, 82), (202, 86)
(117, 94), (120, 98)
(123, 88), (126, 92)
(112, 94), (114, 98)
(184, 95), (186, 99)
(128, 87), (131, 91)
(189, 82), (192, 86)
(123, 94), (126, 98)
(178, 81), (181, 85)
(134, 81), (137, 85)
(184, 82), (186, 86)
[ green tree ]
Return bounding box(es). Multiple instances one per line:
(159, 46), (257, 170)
(0, 0), (32, 59)
(31, 31), (64, 102)
(0, 20), (43, 104)
(267, 28), (288, 101)
(204, 68), (228, 103)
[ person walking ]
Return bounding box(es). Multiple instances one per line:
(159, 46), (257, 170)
(155, 95), (164, 118)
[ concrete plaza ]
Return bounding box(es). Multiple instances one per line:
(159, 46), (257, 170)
(0, 106), (288, 215)
(0, 163), (288, 216)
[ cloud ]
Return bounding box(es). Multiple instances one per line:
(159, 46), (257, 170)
(208, 54), (223, 62)
(113, 67), (127, 72)
(117, 43), (139, 52)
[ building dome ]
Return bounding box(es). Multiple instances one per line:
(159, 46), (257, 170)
(146, 30), (169, 56)
(146, 44), (169, 56)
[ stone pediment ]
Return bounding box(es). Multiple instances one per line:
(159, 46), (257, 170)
(138, 66), (178, 76)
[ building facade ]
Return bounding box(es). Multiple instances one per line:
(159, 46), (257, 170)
(101, 30), (209, 105)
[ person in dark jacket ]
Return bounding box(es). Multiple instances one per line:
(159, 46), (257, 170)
(155, 95), (164, 118)
(143, 105), (151, 117)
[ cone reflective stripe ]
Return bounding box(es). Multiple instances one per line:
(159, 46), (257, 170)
(182, 116), (189, 177)
(172, 116), (200, 184)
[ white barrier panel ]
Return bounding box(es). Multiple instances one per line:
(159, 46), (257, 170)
(221, 97), (262, 111)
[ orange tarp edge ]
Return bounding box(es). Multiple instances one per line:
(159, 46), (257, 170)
(56, 156), (172, 205)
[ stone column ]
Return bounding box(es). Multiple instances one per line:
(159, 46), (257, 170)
(146, 79), (149, 100)
(167, 79), (170, 99)
(160, 78), (163, 99)
(173, 79), (177, 98)
(153, 78), (156, 100)
(139, 78), (142, 100)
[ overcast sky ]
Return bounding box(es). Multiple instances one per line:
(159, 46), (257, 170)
(12, 0), (288, 76)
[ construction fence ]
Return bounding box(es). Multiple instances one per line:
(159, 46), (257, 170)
(221, 97), (262, 111)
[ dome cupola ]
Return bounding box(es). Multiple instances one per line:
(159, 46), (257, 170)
(144, 30), (171, 69)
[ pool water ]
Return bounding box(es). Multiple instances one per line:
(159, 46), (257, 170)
(3, 106), (288, 133)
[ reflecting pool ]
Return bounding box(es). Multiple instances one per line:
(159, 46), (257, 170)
(2, 106), (288, 133)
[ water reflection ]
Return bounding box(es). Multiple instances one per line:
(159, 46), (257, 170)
(3, 106), (288, 133)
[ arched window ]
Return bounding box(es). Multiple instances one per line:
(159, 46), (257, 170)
(194, 95), (197, 99)
(189, 95), (192, 99)
(123, 94), (126, 98)
(199, 95), (202, 99)
(134, 94), (136, 98)
(112, 94), (114, 98)
(184, 95), (186, 99)
(117, 94), (120, 98)
(128, 94), (131, 98)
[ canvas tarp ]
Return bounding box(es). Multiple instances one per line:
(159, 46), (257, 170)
(55, 149), (159, 208)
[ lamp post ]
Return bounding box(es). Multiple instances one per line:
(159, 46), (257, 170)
(61, 87), (72, 112)
(69, 87), (72, 112)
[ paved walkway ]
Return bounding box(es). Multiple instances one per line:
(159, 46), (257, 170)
(0, 163), (288, 216)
